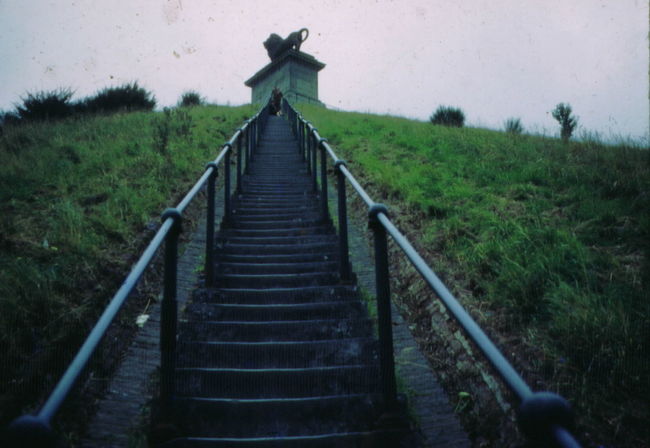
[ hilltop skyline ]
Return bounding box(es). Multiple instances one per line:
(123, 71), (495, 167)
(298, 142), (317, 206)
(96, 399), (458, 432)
(0, 0), (648, 142)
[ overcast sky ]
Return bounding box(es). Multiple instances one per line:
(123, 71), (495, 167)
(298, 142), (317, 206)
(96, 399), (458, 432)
(1, 0), (648, 141)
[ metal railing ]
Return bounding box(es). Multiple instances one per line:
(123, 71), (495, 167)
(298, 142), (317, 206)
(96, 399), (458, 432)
(282, 99), (582, 448)
(4, 102), (271, 446)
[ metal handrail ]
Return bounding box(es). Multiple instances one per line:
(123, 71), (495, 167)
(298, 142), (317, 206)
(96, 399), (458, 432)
(4, 101), (271, 445)
(283, 99), (582, 448)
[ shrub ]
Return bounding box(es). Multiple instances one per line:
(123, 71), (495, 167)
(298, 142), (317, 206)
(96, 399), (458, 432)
(430, 106), (465, 127)
(82, 82), (156, 114)
(178, 90), (204, 108)
(552, 103), (578, 142)
(0, 111), (20, 134)
(14, 88), (75, 122)
(504, 117), (524, 135)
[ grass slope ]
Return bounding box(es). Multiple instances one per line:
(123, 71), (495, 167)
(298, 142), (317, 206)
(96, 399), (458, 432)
(297, 103), (649, 446)
(0, 104), (255, 426)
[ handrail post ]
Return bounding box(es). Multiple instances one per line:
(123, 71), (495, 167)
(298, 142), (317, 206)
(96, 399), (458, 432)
(236, 130), (243, 193)
(251, 119), (257, 162)
(223, 144), (232, 225)
(205, 163), (218, 287)
(293, 110), (298, 136)
(245, 123), (251, 174)
(369, 204), (397, 411)
(335, 160), (352, 282)
(306, 122), (312, 174)
(297, 116), (303, 155)
(160, 208), (182, 417)
(300, 121), (306, 160)
(311, 129), (318, 192)
(302, 121), (307, 161)
(319, 138), (329, 221)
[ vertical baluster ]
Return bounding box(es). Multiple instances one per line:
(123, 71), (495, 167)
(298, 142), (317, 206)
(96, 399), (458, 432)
(319, 138), (329, 221)
(297, 119), (302, 155)
(236, 131), (243, 193)
(223, 144), (232, 225)
(205, 164), (217, 287)
(368, 204), (397, 411)
(245, 123), (251, 174)
(335, 160), (351, 282)
(311, 130), (318, 192)
(252, 119), (257, 162)
(306, 123), (312, 174)
(300, 121), (306, 160)
(160, 208), (182, 416)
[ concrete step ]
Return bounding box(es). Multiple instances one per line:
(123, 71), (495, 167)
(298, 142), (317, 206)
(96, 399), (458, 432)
(217, 234), (337, 246)
(217, 260), (338, 275)
(215, 252), (337, 264)
(160, 430), (408, 448)
(193, 285), (358, 303)
(176, 338), (378, 368)
(213, 271), (339, 288)
(226, 218), (325, 230)
(221, 226), (332, 238)
(178, 318), (374, 341)
(170, 394), (384, 438)
(182, 301), (366, 322)
(174, 364), (380, 398)
(216, 241), (337, 256)
(231, 207), (320, 217)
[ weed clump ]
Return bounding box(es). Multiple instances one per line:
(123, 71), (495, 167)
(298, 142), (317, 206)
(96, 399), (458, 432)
(153, 108), (194, 155)
(504, 117), (524, 135)
(14, 88), (75, 122)
(81, 82), (156, 114)
(178, 91), (204, 108)
(430, 106), (465, 127)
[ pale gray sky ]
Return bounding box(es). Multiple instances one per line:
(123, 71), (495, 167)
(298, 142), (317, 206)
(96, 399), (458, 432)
(1, 0), (648, 141)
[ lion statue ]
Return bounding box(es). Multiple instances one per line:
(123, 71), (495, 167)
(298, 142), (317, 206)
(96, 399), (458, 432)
(263, 28), (309, 61)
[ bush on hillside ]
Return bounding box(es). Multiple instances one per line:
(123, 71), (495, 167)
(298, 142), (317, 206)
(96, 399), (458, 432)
(178, 90), (204, 107)
(552, 102), (578, 142)
(14, 88), (75, 122)
(81, 82), (156, 114)
(504, 117), (524, 135)
(0, 111), (20, 133)
(430, 106), (465, 127)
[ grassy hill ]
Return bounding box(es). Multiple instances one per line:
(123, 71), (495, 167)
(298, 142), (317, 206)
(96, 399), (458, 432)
(296, 103), (649, 446)
(1, 101), (647, 445)
(0, 104), (255, 430)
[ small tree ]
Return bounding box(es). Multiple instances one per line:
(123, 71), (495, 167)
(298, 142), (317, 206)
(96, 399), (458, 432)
(504, 117), (524, 135)
(430, 106), (465, 127)
(552, 103), (578, 142)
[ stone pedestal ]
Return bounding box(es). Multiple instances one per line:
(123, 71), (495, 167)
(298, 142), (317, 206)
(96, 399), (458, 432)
(245, 50), (325, 106)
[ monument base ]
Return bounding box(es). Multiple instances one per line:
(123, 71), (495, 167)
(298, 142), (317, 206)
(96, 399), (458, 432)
(245, 50), (325, 106)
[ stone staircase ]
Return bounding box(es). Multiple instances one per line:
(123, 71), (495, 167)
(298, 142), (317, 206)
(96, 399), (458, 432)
(162, 116), (411, 447)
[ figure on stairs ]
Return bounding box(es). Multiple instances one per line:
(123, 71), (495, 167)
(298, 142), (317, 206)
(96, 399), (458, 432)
(270, 87), (283, 116)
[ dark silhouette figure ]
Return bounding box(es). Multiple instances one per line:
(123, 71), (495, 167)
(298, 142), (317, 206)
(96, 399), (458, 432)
(271, 87), (283, 116)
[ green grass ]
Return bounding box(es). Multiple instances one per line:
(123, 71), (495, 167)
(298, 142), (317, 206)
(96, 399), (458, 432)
(0, 104), (255, 424)
(297, 103), (650, 444)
